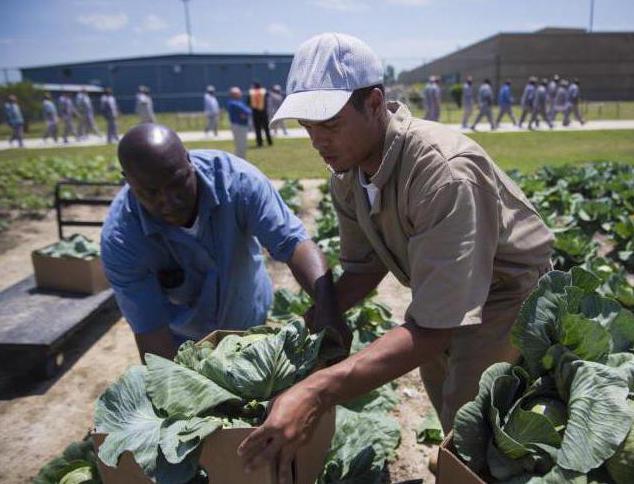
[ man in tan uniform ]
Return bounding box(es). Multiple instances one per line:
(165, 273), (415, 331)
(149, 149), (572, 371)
(238, 33), (554, 481)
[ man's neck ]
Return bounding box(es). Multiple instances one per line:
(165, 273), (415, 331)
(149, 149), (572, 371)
(358, 111), (389, 177)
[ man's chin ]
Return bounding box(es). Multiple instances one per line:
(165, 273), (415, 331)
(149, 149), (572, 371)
(325, 164), (350, 177)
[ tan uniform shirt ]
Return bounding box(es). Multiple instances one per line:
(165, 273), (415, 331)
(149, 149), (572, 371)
(331, 102), (554, 329)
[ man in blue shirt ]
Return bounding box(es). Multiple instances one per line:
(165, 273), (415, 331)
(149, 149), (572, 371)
(4, 95), (24, 148)
(495, 79), (517, 128)
(101, 123), (349, 361)
(226, 86), (252, 159)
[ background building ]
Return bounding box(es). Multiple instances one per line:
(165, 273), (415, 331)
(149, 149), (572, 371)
(21, 53), (294, 113)
(398, 28), (634, 100)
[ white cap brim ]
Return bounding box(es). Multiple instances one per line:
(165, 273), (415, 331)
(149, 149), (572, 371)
(270, 89), (353, 125)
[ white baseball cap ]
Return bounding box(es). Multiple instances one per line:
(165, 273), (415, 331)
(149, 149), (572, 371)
(270, 33), (383, 124)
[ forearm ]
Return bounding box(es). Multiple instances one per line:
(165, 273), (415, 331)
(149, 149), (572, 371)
(334, 269), (387, 312)
(304, 322), (452, 407)
(287, 239), (329, 298)
(134, 326), (178, 363)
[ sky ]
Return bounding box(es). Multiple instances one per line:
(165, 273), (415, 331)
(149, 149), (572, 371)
(1, 0), (633, 81)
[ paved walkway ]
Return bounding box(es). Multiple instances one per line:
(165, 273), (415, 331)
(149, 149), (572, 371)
(2, 119), (633, 151)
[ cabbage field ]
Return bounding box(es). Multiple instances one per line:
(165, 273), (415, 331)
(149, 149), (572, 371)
(24, 161), (634, 483)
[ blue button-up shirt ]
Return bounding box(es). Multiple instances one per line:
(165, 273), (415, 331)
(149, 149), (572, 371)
(498, 84), (513, 106)
(101, 150), (308, 340)
(226, 99), (251, 126)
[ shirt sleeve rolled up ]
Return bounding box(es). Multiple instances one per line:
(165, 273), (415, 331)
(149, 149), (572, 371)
(405, 179), (499, 329)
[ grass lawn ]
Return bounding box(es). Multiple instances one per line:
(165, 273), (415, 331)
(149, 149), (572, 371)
(1, 129), (633, 219)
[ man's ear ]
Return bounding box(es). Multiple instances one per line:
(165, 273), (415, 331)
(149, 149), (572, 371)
(368, 88), (384, 116)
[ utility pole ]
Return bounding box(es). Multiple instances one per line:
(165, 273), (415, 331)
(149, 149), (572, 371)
(182, 0), (193, 54)
(589, 0), (595, 32)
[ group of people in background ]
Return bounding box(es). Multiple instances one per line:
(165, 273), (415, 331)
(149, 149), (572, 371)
(460, 74), (585, 131)
(416, 74), (586, 131)
(3, 81), (288, 152)
(222, 82), (287, 158)
(4, 73), (585, 149)
(3, 87), (121, 148)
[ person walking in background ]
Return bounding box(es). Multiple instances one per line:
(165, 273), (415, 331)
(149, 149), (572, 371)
(495, 79), (517, 128)
(470, 79), (495, 131)
(550, 79), (569, 125)
(58, 92), (77, 143)
(432, 76), (442, 121)
(528, 78), (553, 130)
(518, 76), (536, 128)
(101, 87), (119, 144)
(227, 87), (251, 159)
(4, 95), (24, 148)
(547, 74), (560, 121)
(42, 92), (58, 143)
(248, 81), (273, 147)
(461, 76), (473, 128)
(203, 85), (220, 136)
(76, 88), (100, 139)
(268, 84), (288, 136)
(135, 85), (156, 124)
(423, 76), (440, 121)
(564, 78), (585, 126)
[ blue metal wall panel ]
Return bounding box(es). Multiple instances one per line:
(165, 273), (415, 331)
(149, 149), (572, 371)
(21, 54), (293, 113)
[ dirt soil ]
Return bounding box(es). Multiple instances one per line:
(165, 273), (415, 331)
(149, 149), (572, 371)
(0, 180), (435, 484)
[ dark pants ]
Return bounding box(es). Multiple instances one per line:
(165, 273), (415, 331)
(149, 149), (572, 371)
(252, 109), (272, 147)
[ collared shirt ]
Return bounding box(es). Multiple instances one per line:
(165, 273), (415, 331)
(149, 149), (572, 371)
(5, 102), (23, 126)
(101, 95), (118, 119)
(330, 102), (554, 330)
(58, 96), (75, 118)
(568, 83), (580, 103)
(478, 84), (493, 107)
(498, 84), (513, 106)
(42, 99), (58, 122)
(534, 86), (547, 109)
(76, 92), (93, 115)
(101, 150), (308, 340)
(204, 93), (220, 116)
(227, 99), (252, 126)
(520, 84), (535, 107)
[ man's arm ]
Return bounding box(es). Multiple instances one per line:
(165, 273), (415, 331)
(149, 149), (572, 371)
(332, 269), (387, 313)
(134, 326), (178, 363)
(237, 322), (452, 481)
(287, 239), (352, 352)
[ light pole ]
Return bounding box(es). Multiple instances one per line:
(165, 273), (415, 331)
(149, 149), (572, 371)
(589, 0), (595, 32)
(182, 0), (193, 54)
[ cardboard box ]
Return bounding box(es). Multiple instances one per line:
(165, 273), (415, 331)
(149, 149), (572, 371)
(32, 247), (109, 294)
(437, 431), (486, 484)
(93, 329), (336, 484)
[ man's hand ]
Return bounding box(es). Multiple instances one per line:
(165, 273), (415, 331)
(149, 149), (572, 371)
(304, 304), (352, 358)
(237, 384), (326, 483)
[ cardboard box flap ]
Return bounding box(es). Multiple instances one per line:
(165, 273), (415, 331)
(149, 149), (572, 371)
(437, 431), (486, 484)
(92, 408), (335, 484)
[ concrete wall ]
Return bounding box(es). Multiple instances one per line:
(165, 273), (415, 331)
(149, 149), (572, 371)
(21, 54), (294, 113)
(398, 31), (634, 101)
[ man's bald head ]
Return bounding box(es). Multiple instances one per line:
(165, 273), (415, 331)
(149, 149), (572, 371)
(118, 124), (198, 227)
(118, 123), (188, 178)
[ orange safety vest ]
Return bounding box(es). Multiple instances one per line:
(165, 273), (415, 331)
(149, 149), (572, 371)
(249, 88), (267, 111)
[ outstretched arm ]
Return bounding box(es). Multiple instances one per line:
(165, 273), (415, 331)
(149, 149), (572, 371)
(238, 322), (452, 482)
